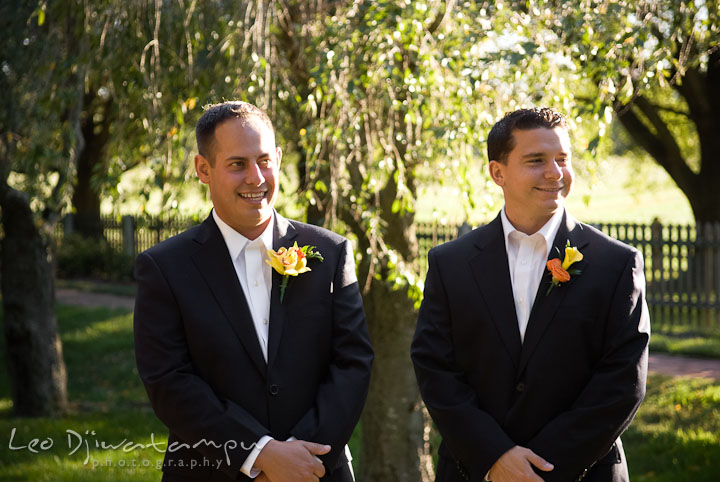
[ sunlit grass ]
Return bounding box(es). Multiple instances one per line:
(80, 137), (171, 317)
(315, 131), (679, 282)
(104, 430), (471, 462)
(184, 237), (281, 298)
(649, 324), (720, 359)
(624, 376), (720, 482)
(0, 305), (166, 480)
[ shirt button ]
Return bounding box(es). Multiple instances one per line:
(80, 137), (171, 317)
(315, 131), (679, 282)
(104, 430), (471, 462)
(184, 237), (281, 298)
(254, 280), (259, 286)
(521, 259), (528, 265)
(516, 382), (526, 392)
(269, 384), (279, 395)
(263, 318), (268, 325)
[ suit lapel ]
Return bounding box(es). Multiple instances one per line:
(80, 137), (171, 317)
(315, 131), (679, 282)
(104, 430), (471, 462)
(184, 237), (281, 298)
(469, 215), (522, 367)
(190, 214), (267, 377)
(518, 212), (589, 373)
(267, 212), (298, 368)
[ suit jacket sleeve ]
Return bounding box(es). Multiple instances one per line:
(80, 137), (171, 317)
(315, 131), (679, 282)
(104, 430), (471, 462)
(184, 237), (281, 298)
(288, 238), (374, 468)
(527, 248), (650, 481)
(133, 250), (270, 478)
(411, 248), (516, 477)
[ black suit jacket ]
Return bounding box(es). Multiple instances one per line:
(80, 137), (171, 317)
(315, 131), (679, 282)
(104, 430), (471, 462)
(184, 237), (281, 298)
(133, 212), (373, 480)
(411, 212), (650, 482)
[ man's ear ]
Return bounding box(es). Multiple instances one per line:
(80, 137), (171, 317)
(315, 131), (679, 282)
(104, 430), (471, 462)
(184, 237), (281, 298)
(275, 146), (283, 169)
(488, 160), (504, 187)
(195, 154), (211, 184)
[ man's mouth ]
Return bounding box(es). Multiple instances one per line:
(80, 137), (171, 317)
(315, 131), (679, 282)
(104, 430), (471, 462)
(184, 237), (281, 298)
(238, 192), (266, 201)
(536, 186), (563, 193)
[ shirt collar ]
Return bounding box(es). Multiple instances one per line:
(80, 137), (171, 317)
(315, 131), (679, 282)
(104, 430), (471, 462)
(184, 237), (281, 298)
(212, 209), (275, 261)
(500, 206), (565, 256)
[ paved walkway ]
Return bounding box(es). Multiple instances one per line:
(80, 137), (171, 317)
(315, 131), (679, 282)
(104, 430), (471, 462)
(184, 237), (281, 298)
(55, 288), (720, 381)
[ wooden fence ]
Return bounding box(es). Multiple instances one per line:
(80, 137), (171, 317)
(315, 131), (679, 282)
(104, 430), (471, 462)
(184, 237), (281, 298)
(60, 215), (720, 332)
(595, 221), (720, 333)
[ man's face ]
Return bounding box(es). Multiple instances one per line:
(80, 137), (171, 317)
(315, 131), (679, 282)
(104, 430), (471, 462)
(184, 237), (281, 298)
(489, 127), (573, 231)
(195, 117), (281, 239)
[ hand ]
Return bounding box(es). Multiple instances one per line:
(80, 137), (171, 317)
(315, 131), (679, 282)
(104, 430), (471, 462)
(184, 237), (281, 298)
(488, 445), (553, 482)
(254, 439), (331, 482)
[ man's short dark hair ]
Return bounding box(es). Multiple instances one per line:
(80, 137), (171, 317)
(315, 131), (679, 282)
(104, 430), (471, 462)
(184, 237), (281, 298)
(487, 107), (568, 164)
(196, 101), (275, 164)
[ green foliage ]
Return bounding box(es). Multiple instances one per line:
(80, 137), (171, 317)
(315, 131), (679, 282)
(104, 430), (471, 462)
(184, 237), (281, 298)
(293, 0), (583, 294)
(56, 235), (134, 281)
(540, 0), (720, 222)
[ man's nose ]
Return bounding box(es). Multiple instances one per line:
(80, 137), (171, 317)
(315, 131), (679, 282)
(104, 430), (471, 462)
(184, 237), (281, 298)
(246, 162), (265, 185)
(545, 160), (563, 180)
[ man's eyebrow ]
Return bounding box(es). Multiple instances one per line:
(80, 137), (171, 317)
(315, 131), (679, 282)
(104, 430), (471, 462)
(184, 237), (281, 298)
(520, 151), (569, 159)
(225, 153), (272, 161)
(520, 152), (546, 158)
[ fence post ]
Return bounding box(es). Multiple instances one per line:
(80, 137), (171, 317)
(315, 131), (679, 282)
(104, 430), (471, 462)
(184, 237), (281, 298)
(64, 213), (76, 236)
(651, 217), (663, 278)
(122, 215), (136, 257)
(457, 222), (472, 238)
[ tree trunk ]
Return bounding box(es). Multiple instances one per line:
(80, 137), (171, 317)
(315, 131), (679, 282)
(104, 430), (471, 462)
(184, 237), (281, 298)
(0, 183), (68, 416)
(72, 93), (113, 239)
(687, 183), (720, 225)
(360, 278), (434, 482)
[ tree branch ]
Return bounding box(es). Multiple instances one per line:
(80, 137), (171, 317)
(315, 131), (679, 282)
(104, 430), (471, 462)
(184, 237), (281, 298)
(426, 0), (456, 35)
(616, 96), (696, 195)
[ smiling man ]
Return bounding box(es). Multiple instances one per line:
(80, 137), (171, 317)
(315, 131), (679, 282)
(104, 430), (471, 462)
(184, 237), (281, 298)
(412, 107), (650, 482)
(134, 101), (373, 482)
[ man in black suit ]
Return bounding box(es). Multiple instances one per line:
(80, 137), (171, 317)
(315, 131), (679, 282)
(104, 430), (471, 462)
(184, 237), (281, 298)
(134, 101), (373, 482)
(411, 108), (650, 482)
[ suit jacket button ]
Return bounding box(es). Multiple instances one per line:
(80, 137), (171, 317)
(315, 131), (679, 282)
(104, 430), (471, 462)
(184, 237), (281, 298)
(269, 384), (279, 395)
(515, 382), (526, 392)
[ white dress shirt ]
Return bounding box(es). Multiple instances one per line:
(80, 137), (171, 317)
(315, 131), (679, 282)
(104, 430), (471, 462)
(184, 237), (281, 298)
(212, 210), (275, 477)
(500, 207), (564, 343)
(213, 211), (354, 479)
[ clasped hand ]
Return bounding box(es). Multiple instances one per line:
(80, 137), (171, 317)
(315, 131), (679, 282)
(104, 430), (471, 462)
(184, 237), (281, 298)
(255, 439), (331, 482)
(488, 445), (554, 482)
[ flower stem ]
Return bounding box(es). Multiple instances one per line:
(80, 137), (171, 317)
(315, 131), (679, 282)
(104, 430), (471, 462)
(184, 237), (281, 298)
(280, 275), (289, 302)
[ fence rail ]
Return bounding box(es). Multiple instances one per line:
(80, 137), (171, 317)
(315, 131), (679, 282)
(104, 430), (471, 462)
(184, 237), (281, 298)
(59, 214), (720, 332)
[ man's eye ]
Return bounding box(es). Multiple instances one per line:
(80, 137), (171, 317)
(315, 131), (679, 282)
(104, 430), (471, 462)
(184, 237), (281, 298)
(259, 159), (271, 166)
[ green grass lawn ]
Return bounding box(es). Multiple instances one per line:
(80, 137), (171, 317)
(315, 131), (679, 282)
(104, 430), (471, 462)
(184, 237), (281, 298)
(1, 305), (719, 480)
(624, 376), (720, 482)
(0, 306), (166, 481)
(650, 330), (720, 359)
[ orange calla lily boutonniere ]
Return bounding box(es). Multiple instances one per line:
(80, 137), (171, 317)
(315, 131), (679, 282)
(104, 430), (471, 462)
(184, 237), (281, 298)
(546, 240), (583, 295)
(266, 242), (323, 301)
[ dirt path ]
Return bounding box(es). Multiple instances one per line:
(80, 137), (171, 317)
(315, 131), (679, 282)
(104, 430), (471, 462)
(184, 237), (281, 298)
(56, 288), (135, 310)
(647, 352), (720, 380)
(55, 288), (720, 381)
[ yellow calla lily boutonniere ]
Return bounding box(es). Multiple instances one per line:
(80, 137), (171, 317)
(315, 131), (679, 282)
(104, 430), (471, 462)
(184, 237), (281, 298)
(546, 241), (583, 295)
(266, 242), (323, 301)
